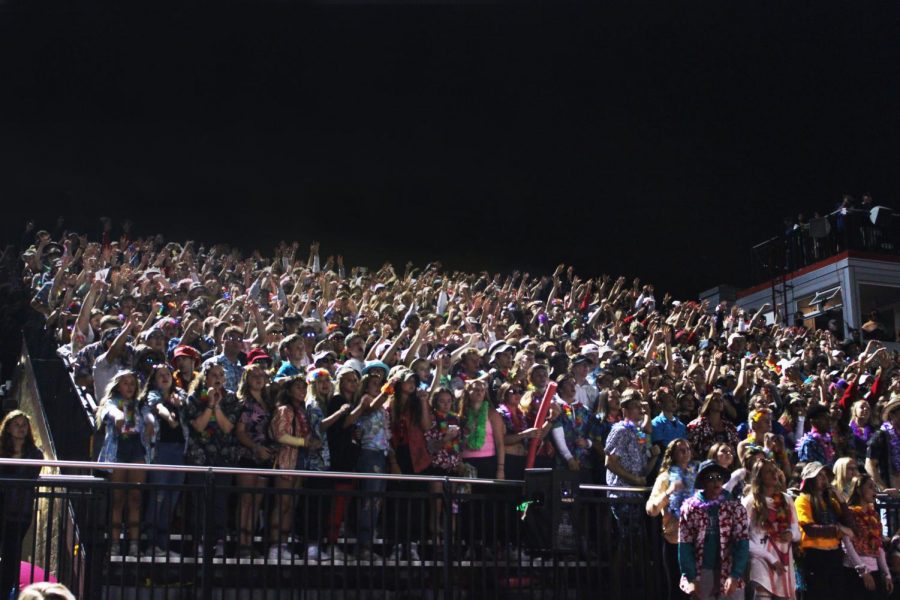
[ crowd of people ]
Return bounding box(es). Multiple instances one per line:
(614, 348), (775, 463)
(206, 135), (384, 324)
(10, 218), (900, 599)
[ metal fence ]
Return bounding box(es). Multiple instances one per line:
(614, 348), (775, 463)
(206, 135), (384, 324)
(0, 459), (662, 600)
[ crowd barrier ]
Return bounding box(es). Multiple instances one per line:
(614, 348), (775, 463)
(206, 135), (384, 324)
(0, 459), (662, 600)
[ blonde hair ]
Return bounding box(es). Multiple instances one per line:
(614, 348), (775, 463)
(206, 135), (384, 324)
(17, 582), (76, 600)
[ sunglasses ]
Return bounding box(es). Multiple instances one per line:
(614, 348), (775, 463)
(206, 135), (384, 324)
(703, 473), (725, 483)
(508, 389), (524, 396)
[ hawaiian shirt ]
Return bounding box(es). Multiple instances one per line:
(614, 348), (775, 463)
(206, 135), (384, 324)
(604, 420), (648, 495)
(553, 398), (593, 469)
(679, 491), (750, 595)
(497, 403), (528, 452)
(305, 398), (331, 471)
(796, 428), (836, 467)
(357, 402), (390, 453)
(238, 396), (274, 464)
(201, 353), (243, 393)
(686, 417), (740, 459)
(184, 390), (242, 466)
(425, 410), (461, 471)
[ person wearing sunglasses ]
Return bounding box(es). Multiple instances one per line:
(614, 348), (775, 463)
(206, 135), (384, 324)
(496, 381), (541, 482)
(678, 459), (750, 600)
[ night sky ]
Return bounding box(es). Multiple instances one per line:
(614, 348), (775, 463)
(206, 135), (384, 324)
(1, 1), (898, 299)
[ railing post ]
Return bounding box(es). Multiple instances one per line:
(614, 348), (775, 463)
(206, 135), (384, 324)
(201, 468), (215, 600)
(442, 476), (452, 600)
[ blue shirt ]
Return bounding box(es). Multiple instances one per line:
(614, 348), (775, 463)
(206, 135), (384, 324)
(651, 413), (687, 447)
(276, 361), (302, 379)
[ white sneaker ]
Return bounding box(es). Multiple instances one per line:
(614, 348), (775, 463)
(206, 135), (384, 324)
(268, 544), (296, 561)
(387, 545), (403, 563)
(326, 544), (346, 563)
(127, 541), (140, 557)
(408, 543), (421, 563)
(307, 544), (323, 562)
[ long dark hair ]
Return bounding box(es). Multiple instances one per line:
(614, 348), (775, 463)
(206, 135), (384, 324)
(390, 372), (422, 429)
(0, 410), (38, 458)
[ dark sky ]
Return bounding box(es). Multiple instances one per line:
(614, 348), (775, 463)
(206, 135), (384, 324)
(1, 1), (898, 299)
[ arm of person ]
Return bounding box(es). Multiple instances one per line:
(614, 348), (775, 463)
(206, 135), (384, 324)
(605, 453), (643, 486)
(105, 316), (134, 362)
(645, 475), (669, 517)
(677, 542), (697, 583)
(213, 401), (235, 435)
(276, 433), (308, 448)
(321, 404), (350, 431)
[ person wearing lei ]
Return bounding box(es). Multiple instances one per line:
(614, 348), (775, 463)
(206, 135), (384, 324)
(848, 399), (874, 462)
(550, 374), (594, 477)
(842, 473), (894, 599)
(678, 459), (750, 600)
(796, 404), (836, 468)
(794, 461), (853, 598)
(866, 398), (900, 495)
(742, 458), (800, 599)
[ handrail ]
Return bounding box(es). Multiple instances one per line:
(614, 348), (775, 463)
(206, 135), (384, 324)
(1, 458), (652, 492)
(0, 457), (522, 487)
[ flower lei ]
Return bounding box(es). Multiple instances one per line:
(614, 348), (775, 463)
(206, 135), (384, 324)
(762, 493), (792, 537)
(796, 427), (835, 465)
(464, 401), (489, 451)
(881, 421), (900, 473)
(435, 411), (460, 453)
(622, 418), (648, 447)
(850, 420), (873, 443)
(851, 505), (883, 557)
(691, 490), (726, 511)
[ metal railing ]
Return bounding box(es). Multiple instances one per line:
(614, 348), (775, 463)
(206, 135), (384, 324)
(750, 208), (900, 284)
(0, 458), (661, 600)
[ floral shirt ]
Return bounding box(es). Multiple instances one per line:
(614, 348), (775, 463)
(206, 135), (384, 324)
(795, 427), (836, 467)
(686, 416), (740, 459)
(201, 353), (243, 393)
(604, 420), (649, 495)
(238, 396), (274, 465)
(144, 390), (190, 461)
(678, 491), (750, 595)
(270, 404), (310, 470)
(184, 390), (242, 466)
(497, 402), (528, 452)
(305, 398), (331, 471)
(357, 401), (390, 453)
(553, 398), (593, 469)
(425, 410), (461, 471)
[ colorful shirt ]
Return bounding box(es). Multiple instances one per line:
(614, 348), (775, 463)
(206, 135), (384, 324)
(270, 404), (311, 471)
(686, 416), (740, 459)
(552, 398), (593, 469)
(305, 398), (331, 471)
(795, 427), (836, 467)
(425, 410), (461, 471)
(497, 402), (528, 452)
(357, 402), (390, 453)
(238, 396), (274, 465)
(604, 420), (648, 495)
(184, 390), (242, 466)
(678, 491), (750, 595)
(201, 353), (243, 393)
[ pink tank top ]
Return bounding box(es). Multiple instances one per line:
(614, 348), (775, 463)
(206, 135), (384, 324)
(462, 412), (495, 459)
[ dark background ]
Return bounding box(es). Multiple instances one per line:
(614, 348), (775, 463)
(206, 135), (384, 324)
(0, 1), (898, 299)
